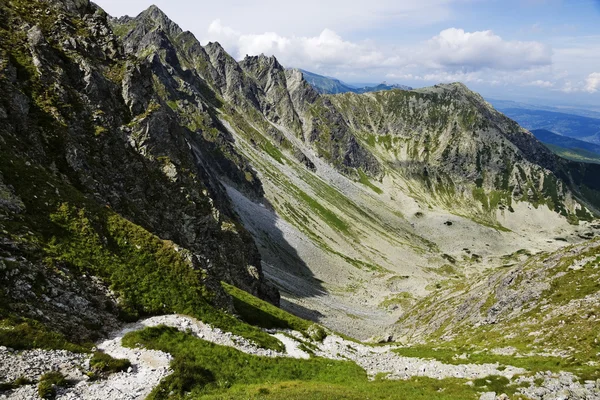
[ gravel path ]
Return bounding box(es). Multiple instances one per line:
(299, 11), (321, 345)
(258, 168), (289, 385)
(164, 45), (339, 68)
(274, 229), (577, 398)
(271, 333), (310, 359)
(58, 321), (173, 400)
(315, 335), (524, 380)
(2, 315), (600, 400)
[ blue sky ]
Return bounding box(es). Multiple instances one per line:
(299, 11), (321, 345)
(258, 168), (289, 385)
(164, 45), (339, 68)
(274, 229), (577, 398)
(96, 0), (600, 108)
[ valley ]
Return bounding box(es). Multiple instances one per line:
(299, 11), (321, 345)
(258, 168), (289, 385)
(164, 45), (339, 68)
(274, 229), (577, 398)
(0, 0), (599, 399)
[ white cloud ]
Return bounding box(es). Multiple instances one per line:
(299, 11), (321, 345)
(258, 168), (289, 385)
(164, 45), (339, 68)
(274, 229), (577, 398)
(386, 71), (487, 83)
(585, 72), (600, 93)
(553, 73), (600, 93)
(422, 28), (552, 71)
(204, 23), (552, 80)
(527, 80), (554, 88)
(204, 23), (387, 70)
(91, 0), (599, 103)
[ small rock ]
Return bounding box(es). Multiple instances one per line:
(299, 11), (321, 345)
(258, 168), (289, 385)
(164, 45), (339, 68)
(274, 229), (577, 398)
(479, 392), (496, 400)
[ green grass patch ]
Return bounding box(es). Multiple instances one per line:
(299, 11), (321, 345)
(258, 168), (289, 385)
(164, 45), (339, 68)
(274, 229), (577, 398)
(223, 283), (312, 334)
(379, 292), (414, 310)
(473, 375), (512, 394)
(38, 371), (67, 399)
(393, 344), (592, 377)
(90, 351), (131, 374)
(295, 188), (349, 233)
(122, 326), (483, 400)
(0, 377), (34, 392)
(262, 141), (285, 164)
(0, 317), (89, 352)
(357, 169), (383, 194)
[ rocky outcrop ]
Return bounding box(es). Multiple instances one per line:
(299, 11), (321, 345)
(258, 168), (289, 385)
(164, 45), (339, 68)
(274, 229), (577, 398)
(0, 0), (278, 344)
(395, 238), (600, 356)
(240, 55), (303, 134)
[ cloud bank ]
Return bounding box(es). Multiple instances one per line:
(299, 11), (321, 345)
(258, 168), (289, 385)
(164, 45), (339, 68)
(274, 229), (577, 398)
(205, 23), (551, 73)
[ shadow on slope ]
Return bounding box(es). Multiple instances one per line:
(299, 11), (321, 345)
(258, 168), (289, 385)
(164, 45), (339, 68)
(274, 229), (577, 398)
(225, 185), (326, 322)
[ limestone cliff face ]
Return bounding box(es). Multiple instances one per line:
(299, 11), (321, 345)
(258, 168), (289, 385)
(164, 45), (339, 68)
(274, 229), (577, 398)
(0, 0), (277, 342)
(320, 83), (597, 219)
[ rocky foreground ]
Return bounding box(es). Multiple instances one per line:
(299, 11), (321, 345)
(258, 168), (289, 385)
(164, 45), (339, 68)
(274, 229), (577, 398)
(1, 315), (599, 400)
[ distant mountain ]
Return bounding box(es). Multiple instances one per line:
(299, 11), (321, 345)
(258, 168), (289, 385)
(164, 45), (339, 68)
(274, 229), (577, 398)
(354, 83), (413, 93)
(489, 99), (600, 119)
(532, 129), (600, 164)
(297, 69), (357, 94)
(491, 103), (600, 144)
(296, 69), (411, 95)
(532, 129), (600, 155)
(543, 143), (600, 164)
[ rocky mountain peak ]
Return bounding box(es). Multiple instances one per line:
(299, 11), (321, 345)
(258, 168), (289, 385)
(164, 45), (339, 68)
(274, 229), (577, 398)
(58, 0), (90, 14)
(204, 41), (229, 59)
(134, 4), (183, 38)
(241, 54), (284, 71)
(3, 4), (600, 397)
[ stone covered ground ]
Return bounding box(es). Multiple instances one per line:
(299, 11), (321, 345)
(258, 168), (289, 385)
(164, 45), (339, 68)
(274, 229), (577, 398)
(1, 315), (599, 400)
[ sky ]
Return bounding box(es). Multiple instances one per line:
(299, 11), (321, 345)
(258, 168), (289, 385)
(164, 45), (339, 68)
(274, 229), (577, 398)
(94, 0), (600, 108)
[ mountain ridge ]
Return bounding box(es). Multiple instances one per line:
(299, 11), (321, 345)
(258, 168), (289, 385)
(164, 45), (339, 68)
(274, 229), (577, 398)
(1, 1), (600, 398)
(1, 0), (600, 384)
(297, 68), (412, 95)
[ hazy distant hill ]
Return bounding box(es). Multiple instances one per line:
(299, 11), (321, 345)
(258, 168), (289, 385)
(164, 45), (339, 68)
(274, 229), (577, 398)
(297, 69), (411, 94)
(297, 69), (357, 94)
(532, 129), (600, 164)
(489, 99), (600, 119)
(491, 100), (600, 144)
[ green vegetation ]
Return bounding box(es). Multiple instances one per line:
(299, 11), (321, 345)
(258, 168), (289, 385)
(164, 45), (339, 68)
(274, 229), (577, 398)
(394, 345), (573, 373)
(473, 376), (514, 395)
(0, 152), (281, 351)
(122, 326), (486, 400)
(46, 203), (283, 351)
(295, 187), (349, 233)
(38, 372), (67, 399)
(166, 100), (178, 111)
(396, 242), (600, 381)
(110, 20), (137, 38)
(262, 140), (285, 164)
(0, 377), (33, 392)
(90, 351), (131, 374)
(379, 292), (414, 310)
(357, 169), (383, 194)
(0, 317), (89, 352)
(224, 283), (312, 334)
(544, 143), (600, 164)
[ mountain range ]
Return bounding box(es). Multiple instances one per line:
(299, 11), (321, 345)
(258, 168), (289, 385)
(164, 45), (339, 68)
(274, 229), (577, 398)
(492, 101), (600, 144)
(298, 68), (412, 95)
(1, 1), (600, 399)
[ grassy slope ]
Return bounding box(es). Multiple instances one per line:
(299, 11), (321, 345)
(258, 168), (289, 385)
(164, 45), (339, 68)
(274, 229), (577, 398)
(394, 239), (600, 381)
(223, 283), (312, 334)
(116, 285), (530, 399)
(122, 326), (493, 400)
(0, 152), (282, 351)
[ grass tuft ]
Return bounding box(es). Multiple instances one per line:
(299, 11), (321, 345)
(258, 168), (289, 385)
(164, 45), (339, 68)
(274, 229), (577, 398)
(90, 351), (131, 374)
(38, 371), (67, 399)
